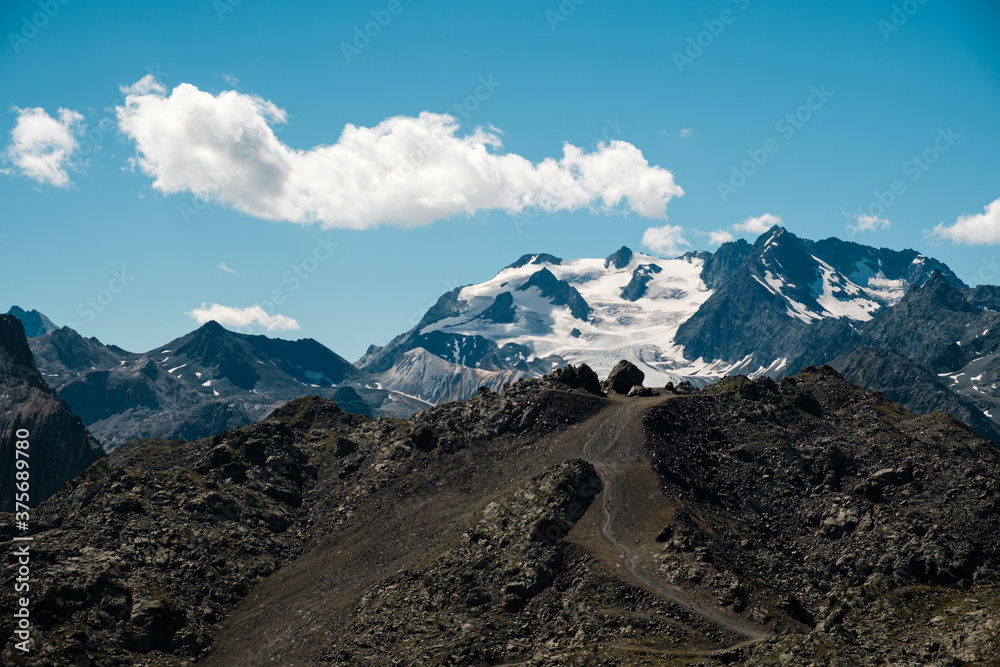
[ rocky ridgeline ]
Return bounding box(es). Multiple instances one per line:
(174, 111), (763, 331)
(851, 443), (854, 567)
(644, 366), (1000, 664)
(0, 369), (607, 666)
(1, 361), (999, 665)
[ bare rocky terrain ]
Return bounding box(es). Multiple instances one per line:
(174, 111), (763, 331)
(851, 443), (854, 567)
(1, 361), (998, 665)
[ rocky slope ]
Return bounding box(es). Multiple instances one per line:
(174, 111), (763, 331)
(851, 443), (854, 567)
(831, 345), (1000, 444)
(0, 315), (103, 510)
(18, 317), (430, 449)
(2, 362), (997, 665)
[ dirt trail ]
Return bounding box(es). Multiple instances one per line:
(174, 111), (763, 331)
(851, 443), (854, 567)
(568, 395), (773, 649)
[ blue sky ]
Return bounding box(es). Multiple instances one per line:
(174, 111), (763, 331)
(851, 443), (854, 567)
(1, 0), (998, 359)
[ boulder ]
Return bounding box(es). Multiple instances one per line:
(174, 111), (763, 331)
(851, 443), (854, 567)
(603, 360), (645, 395)
(551, 363), (603, 396)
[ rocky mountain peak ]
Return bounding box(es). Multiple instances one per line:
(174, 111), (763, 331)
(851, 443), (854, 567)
(0, 314), (40, 381)
(910, 269), (977, 313)
(504, 252), (563, 270)
(517, 267), (592, 321)
(604, 245), (633, 269)
(7, 305), (58, 337)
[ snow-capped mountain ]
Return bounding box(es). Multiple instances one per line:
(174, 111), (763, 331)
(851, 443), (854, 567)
(674, 226), (964, 371)
(360, 246), (715, 386)
(360, 226), (963, 391)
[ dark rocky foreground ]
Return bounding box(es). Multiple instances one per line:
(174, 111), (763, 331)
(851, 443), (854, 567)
(1, 364), (998, 665)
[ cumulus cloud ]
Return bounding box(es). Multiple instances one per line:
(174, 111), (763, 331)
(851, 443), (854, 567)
(116, 78), (684, 229)
(929, 197), (1000, 245)
(678, 128), (694, 138)
(641, 225), (691, 257)
(4, 106), (84, 187)
(849, 214), (890, 235)
(705, 229), (735, 246)
(186, 303), (300, 331)
(734, 213), (783, 235)
(218, 261), (238, 275)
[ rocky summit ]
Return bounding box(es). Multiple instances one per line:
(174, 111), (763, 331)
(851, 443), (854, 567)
(0, 315), (103, 509)
(1, 363), (999, 665)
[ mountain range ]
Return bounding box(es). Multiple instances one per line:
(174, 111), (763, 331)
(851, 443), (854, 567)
(7, 224), (1000, 508)
(19, 319), (430, 451)
(357, 226), (1000, 443)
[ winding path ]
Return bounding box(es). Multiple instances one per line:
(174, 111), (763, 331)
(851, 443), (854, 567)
(575, 395), (773, 652)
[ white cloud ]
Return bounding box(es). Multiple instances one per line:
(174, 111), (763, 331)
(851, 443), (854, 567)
(4, 106), (84, 187)
(186, 303), (300, 331)
(119, 74), (166, 97)
(705, 229), (735, 246)
(929, 197), (1000, 245)
(222, 73), (239, 87)
(218, 261), (238, 275)
(678, 128), (693, 138)
(849, 214), (890, 235)
(641, 225), (691, 257)
(734, 213), (783, 235)
(116, 78), (684, 229)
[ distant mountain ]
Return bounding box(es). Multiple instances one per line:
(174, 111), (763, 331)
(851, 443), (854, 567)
(830, 346), (1000, 443)
(358, 246), (719, 387)
(26, 320), (430, 450)
(7, 305), (57, 337)
(373, 347), (523, 405)
(0, 315), (103, 510)
(673, 226), (964, 370)
(361, 226), (964, 400)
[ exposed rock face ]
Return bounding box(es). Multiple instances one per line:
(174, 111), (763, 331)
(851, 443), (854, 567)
(2, 364), (999, 666)
(620, 263), (662, 301)
(0, 315), (103, 510)
(477, 291), (516, 323)
(604, 359), (645, 394)
(516, 267), (592, 322)
(604, 245), (633, 269)
(645, 366), (1000, 665)
(550, 362), (603, 396)
(831, 345), (1000, 443)
(505, 252), (563, 270)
